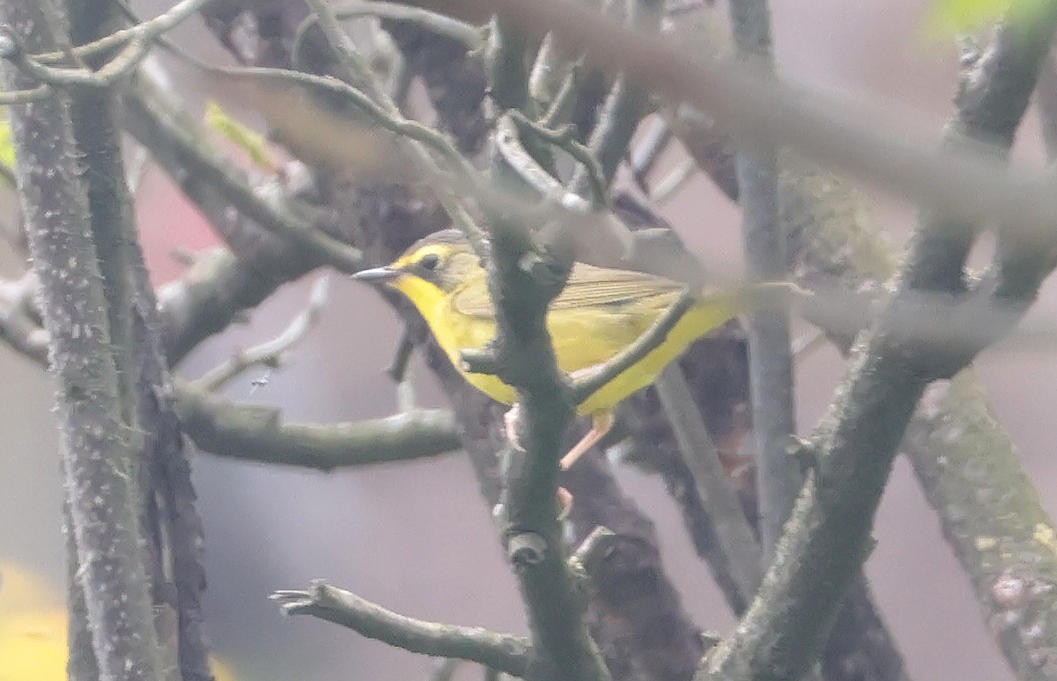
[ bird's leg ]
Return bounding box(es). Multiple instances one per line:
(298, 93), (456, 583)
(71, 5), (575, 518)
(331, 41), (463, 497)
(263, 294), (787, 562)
(560, 411), (615, 470)
(554, 412), (614, 520)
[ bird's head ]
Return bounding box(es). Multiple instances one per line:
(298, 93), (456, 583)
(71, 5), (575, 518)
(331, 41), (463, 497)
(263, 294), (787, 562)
(352, 230), (485, 303)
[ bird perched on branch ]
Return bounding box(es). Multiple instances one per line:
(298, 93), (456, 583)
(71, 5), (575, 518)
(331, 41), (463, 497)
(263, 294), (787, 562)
(354, 229), (769, 469)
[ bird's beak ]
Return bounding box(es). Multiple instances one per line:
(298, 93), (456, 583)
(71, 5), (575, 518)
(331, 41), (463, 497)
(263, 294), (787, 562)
(352, 266), (401, 284)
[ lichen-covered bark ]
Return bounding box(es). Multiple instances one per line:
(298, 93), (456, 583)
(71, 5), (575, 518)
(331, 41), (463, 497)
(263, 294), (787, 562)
(1, 3), (164, 679)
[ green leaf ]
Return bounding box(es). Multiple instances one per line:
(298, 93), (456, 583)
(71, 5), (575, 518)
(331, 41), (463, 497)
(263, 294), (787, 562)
(204, 101), (277, 171)
(926, 0), (1008, 35)
(924, 0), (1053, 37)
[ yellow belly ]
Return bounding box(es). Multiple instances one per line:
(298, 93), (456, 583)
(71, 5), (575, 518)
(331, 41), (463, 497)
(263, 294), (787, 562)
(430, 295), (736, 415)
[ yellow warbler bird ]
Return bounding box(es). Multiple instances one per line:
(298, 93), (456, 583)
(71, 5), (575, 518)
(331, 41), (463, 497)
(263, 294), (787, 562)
(355, 229), (752, 467)
(353, 230), (752, 465)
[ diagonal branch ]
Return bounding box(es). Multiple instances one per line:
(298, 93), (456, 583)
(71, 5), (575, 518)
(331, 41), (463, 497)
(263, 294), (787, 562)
(570, 289), (695, 404)
(654, 365), (762, 611)
(124, 72), (364, 274)
(904, 374), (1057, 681)
(273, 582), (532, 678)
(195, 276), (330, 391)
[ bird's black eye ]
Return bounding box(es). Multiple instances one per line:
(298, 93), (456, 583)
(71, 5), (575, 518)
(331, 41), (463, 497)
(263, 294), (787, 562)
(419, 253), (440, 271)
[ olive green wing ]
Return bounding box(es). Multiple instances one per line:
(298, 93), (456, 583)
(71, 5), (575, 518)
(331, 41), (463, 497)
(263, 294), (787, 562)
(451, 262), (685, 318)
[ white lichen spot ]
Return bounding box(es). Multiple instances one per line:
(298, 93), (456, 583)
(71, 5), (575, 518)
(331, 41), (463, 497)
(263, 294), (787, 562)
(992, 572), (1027, 609)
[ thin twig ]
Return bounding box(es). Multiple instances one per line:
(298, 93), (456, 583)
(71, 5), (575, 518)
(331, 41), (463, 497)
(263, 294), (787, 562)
(196, 276), (330, 391)
(124, 73), (365, 274)
(493, 113), (574, 201)
(728, 0), (798, 564)
(35, 0), (215, 64)
(571, 289), (695, 404)
(654, 365), (762, 610)
(528, 32), (576, 117)
(234, 0), (492, 257)
(537, 61), (581, 129)
(508, 110), (609, 209)
(2, 0), (215, 87)
(332, 2), (485, 49)
(570, 0), (663, 194)
(386, 328), (417, 383)
(0, 83), (50, 103)
(272, 582), (532, 677)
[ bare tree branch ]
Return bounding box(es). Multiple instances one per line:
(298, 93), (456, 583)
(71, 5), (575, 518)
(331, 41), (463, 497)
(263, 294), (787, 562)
(124, 72), (365, 275)
(0, 0), (215, 88)
(272, 582), (532, 678)
(195, 276), (330, 391)
(655, 365), (761, 611)
(486, 14), (532, 114)
(0, 288), (460, 472)
(905, 373), (1057, 681)
(175, 381), (461, 470)
(574, 0), (662, 194)
(65, 2), (217, 675)
(0, 83), (50, 103)
(327, 2), (485, 50)
(0, 3), (164, 679)
(481, 220), (610, 681)
(728, 0), (798, 563)
(629, 118), (673, 193)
